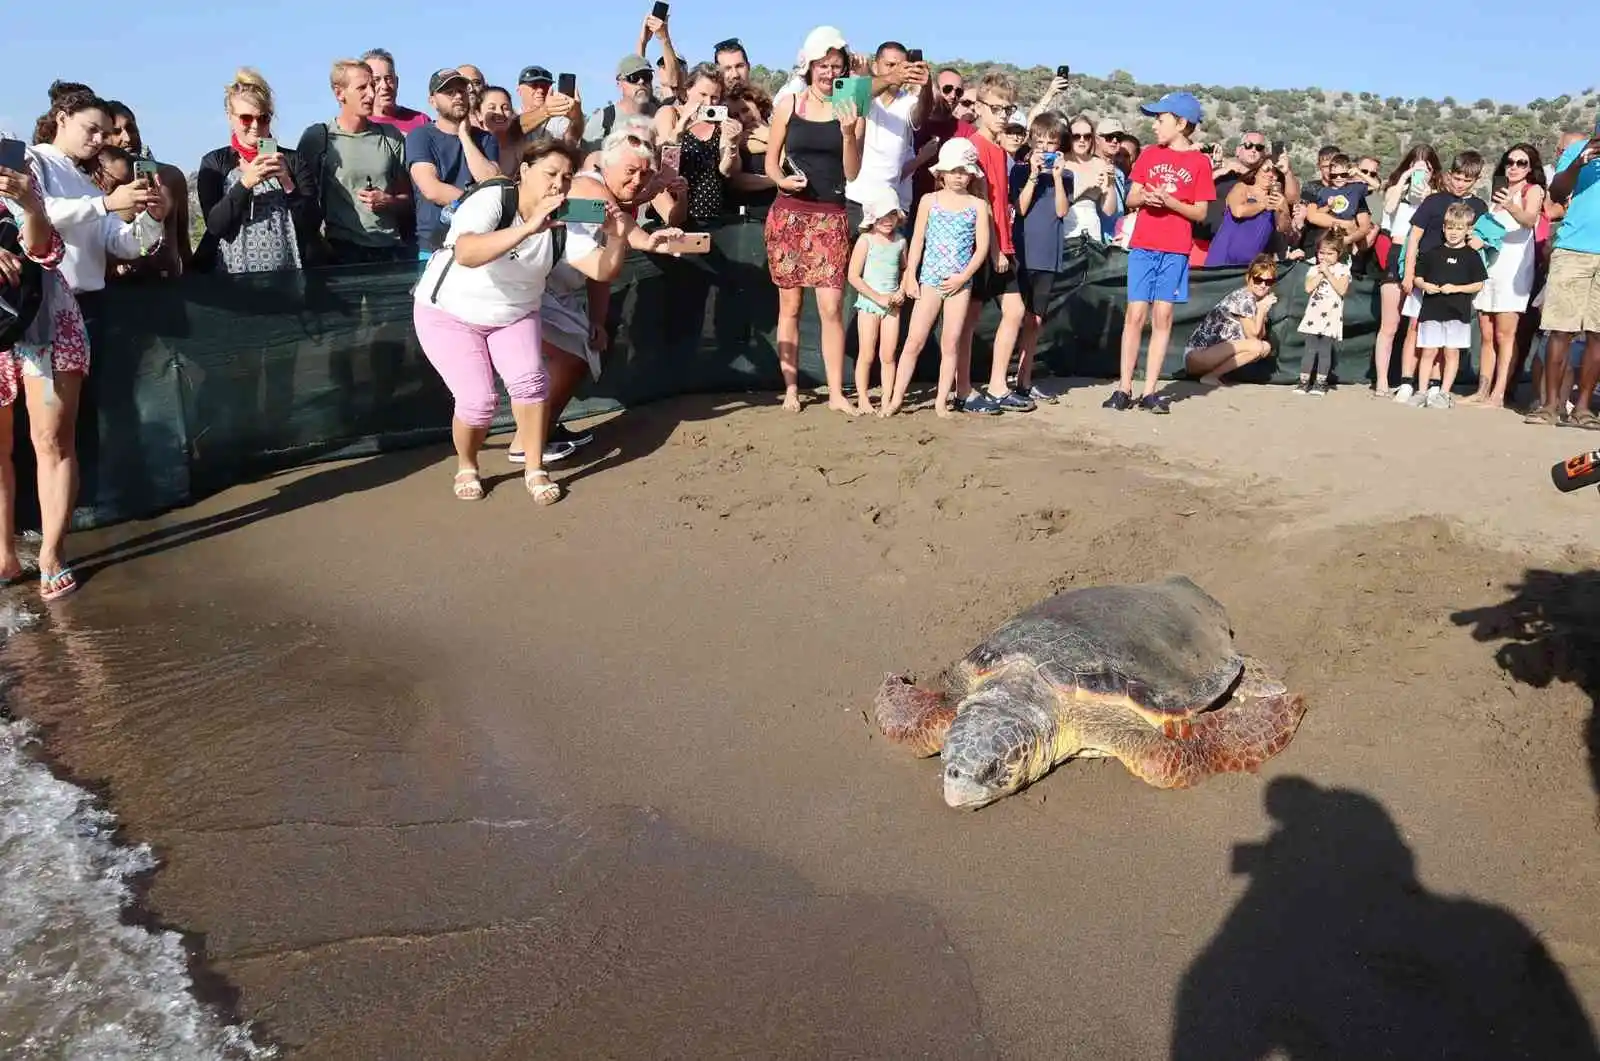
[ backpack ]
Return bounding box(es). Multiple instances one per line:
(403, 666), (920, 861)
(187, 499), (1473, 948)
(425, 176), (565, 304)
(0, 213), (44, 351)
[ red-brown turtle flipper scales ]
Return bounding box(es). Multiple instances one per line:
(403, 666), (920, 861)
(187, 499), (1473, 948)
(874, 674), (957, 757)
(1120, 690), (1307, 789)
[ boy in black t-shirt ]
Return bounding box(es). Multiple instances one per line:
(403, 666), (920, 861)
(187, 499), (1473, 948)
(1394, 150), (1488, 403)
(1407, 202), (1487, 409)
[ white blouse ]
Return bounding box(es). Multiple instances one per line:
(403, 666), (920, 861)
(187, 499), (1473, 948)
(28, 143), (161, 293)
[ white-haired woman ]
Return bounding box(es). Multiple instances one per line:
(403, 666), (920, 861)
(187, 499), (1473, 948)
(508, 120), (682, 465)
(764, 25), (865, 413)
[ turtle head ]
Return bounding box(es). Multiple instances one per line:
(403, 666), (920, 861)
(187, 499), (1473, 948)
(940, 690), (1045, 809)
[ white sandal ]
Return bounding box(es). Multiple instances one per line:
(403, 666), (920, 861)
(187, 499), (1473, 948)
(525, 468), (562, 506)
(453, 468), (484, 501)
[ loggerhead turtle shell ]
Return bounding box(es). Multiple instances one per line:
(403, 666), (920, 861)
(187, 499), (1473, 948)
(959, 574), (1244, 721)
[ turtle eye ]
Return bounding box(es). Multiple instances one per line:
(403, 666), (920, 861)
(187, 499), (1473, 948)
(976, 761), (1001, 784)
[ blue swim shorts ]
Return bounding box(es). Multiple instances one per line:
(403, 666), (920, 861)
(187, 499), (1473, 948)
(1127, 248), (1191, 304)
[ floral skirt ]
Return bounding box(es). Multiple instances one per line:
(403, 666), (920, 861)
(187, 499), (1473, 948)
(764, 196), (849, 290)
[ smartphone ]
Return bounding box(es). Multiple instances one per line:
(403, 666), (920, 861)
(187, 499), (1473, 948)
(699, 104), (728, 123)
(829, 75), (872, 115)
(1271, 139), (1287, 159)
(257, 137), (278, 156)
(1039, 151), (1059, 172)
(134, 159), (160, 179)
(651, 0), (669, 17)
(0, 138), (26, 174)
(1492, 174), (1509, 197)
(906, 48), (923, 63)
(1056, 65), (1071, 80)
(659, 142), (682, 171)
(660, 232), (711, 254)
(557, 73), (577, 97)
(1409, 168), (1429, 193)
(554, 198), (607, 224)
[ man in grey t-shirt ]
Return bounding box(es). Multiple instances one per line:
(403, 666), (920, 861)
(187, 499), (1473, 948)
(515, 65), (583, 145)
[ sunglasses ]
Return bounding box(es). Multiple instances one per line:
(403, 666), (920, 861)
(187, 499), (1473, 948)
(622, 70), (653, 85)
(1357, 167), (1380, 178)
(1507, 157), (1531, 167)
(1328, 170), (1350, 179)
(940, 84), (961, 95)
(1248, 275), (1275, 286)
(1071, 132), (1093, 140)
(236, 113), (271, 126)
(1240, 142), (1265, 151)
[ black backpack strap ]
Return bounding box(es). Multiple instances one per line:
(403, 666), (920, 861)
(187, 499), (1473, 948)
(429, 179), (524, 304)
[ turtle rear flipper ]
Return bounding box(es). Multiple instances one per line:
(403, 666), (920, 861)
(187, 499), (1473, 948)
(1094, 689), (1308, 789)
(875, 674), (957, 757)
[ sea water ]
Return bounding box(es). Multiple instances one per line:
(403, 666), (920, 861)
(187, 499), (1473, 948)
(0, 595), (275, 1060)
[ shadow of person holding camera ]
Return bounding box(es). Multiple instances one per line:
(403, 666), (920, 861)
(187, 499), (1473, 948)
(1171, 776), (1598, 1061)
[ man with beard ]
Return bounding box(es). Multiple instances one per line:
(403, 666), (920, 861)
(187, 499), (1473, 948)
(583, 55), (658, 153)
(404, 68), (502, 255)
(363, 48), (430, 135)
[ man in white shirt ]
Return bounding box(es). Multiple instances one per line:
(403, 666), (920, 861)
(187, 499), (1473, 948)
(842, 42), (931, 226)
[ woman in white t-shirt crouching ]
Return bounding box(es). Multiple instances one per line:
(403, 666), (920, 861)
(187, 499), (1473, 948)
(413, 137), (599, 506)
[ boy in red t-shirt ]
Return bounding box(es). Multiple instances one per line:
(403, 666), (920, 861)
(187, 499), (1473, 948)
(954, 71), (1032, 414)
(1105, 91), (1216, 413)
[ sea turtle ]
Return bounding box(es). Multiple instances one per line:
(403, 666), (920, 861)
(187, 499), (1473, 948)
(874, 575), (1307, 808)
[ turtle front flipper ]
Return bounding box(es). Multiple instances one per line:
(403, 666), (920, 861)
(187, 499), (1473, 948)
(875, 674), (957, 757)
(1098, 688), (1308, 790)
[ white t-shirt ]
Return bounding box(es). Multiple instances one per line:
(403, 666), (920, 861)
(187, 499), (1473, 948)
(415, 186), (555, 327)
(844, 89), (919, 210)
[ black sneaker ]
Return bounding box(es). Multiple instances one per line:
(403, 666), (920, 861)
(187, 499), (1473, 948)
(551, 422), (593, 448)
(1102, 389), (1133, 410)
(1137, 393), (1172, 414)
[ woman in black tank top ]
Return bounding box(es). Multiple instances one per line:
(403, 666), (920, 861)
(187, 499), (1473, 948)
(763, 26), (865, 414)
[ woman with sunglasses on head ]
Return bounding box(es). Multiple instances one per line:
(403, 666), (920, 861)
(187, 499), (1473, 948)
(1058, 114), (1118, 242)
(1461, 144), (1545, 408)
(764, 25), (866, 414)
(195, 68), (316, 274)
(1371, 144), (1443, 395)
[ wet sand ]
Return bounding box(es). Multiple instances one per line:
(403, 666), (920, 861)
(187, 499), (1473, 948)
(8, 381), (1600, 1058)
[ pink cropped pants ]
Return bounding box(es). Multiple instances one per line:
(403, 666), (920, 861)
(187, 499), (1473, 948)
(413, 303), (549, 428)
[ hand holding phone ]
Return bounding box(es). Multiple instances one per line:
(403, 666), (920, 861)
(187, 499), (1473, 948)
(0, 138), (28, 176)
(906, 48), (923, 63)
(659, 142), (682, 172)
(557, 73), (577, 98)
(657, 231), (711, 255)
(651, 0), (669, 18)
(554, 197), (608, 224)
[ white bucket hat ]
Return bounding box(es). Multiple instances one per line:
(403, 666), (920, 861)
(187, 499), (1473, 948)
(858, 185), (903, 229)
(797, 26), (847, 66)
(930, 137), (982, 175)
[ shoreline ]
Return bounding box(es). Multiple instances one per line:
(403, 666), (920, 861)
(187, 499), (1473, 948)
(6, 388), (1598, 1057)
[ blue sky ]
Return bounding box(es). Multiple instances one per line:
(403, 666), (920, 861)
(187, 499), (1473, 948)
(4, 4), (1596, 169)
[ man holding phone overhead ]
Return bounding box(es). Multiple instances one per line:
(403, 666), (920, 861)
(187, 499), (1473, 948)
(842, 41), (930, 221)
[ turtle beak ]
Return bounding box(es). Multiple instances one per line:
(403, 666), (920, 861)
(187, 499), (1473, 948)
(943, 776), (999, 809)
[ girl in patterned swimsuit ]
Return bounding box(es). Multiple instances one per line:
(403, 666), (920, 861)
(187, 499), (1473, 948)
(846, 187), (907, 416)
(884, 138), (991, 417)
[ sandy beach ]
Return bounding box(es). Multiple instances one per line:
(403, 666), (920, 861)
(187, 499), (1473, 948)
(6, 379), (1599, 1058)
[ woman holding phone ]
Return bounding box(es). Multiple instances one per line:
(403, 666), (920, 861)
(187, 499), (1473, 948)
(0, 153), (95, 601)
(195, 68), (316, 274)
(654, 63), (743, 225)
(1371, 144), (1442, 395)
(764, 26), (865, 413)
(414, 137), (620, 506)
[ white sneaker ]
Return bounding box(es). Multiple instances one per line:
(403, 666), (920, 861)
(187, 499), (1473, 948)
(1393, 383), (1415, 404)
(1425, 389), (1453, 409)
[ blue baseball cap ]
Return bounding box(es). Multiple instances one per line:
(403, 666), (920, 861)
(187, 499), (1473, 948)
(1140, 91), (1203, 124)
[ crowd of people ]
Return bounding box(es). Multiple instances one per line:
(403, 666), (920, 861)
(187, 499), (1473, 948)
(1, 14), (1598, 596)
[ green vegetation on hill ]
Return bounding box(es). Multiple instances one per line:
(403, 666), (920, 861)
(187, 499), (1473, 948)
(750, 62), (1598, 173)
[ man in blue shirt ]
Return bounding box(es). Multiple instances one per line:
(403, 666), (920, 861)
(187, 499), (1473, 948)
(1535, 133), (1600, 426)
(403, 68), (502, 256)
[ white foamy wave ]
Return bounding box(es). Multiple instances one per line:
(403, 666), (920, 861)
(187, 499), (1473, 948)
(0, 718), (277, 1060)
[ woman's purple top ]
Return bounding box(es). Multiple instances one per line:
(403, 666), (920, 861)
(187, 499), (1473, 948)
(1206, 203), (1276, 267)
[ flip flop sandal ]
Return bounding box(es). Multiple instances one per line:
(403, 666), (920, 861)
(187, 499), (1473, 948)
(40, 566), (78, 603)
(525, 468), (563, 506)
(1570, 410), (1600, 430)
(453, 469), (485, 501)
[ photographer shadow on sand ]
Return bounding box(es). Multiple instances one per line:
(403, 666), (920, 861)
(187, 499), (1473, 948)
(1171, 776), (1599, 1061)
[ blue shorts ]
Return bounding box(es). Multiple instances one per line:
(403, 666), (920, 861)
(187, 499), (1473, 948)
(1127, 248), (1191, 304)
